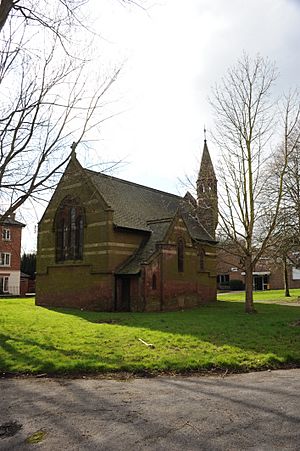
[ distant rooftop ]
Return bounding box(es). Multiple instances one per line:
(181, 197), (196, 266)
(0, 213), (25, 227)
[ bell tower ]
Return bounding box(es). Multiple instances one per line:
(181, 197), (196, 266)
(196, 134), (218, 239)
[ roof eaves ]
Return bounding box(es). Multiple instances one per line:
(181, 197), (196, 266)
(0, 218), (26, 227)
(113, 224), (151, 234)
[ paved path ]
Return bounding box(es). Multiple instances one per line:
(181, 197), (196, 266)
(1, 369), (299, 450)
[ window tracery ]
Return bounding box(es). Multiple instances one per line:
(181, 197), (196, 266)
(199, 248), (205, 271)
(55, 197), (84, 261)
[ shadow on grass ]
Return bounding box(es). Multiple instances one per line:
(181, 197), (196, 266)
(1, 299), (300, 374)
(44, 301), (300, 365)
(0, 332), (128, 375)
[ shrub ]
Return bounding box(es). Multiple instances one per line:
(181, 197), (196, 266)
(229, 279), (245, 291)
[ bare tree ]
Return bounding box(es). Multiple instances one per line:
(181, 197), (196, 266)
(265, 95), (300, 295)
(0, 0), (141, 35)
(281, 98), (300, 232)
(258, 207), (298, 298)
(210, 54), (298, 313)
(0, 0), (141, 221)
(0, 42), (120, 220)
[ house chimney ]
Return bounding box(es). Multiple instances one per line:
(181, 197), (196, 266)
(10, 213), (16, 220)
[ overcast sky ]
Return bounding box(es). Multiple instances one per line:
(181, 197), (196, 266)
(23, 0), (300, 251)
(87, 0), (300, 189)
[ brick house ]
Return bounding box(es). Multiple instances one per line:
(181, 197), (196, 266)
(217, 247), (300, 291)
(36, 140), (218, 311)
(0, 214), (25, 295)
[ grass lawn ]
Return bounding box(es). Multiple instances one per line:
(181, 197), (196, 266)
(218, 288), (300, 303)
(0, 297), (299, 375)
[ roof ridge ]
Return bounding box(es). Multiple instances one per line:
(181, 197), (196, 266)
(147, 218), (173, 224)
(84, 168), (183, 200)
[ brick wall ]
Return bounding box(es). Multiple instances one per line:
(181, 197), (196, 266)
(1, 225), (22, 271)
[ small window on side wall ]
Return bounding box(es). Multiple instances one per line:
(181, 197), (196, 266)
(177, 239), (184, 273)
(2, 228), (11, 240)
(0, 253), (11, 266)
(199, 248), (205, 271)
(152, 274), (157, 290)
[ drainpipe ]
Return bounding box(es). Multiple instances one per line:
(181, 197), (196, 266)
(160, 247), (164, 311)
(142, 266), (146, 312)
(113, 275), (117, 311)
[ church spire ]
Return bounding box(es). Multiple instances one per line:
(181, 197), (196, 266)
(197, 136), (218, 239)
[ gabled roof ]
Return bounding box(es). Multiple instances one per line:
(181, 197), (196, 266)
(116, 219), (172, 275)
(85, 168), (214, 242)
(0, 216), (25, 227)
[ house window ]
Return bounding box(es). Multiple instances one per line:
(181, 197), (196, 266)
(0, 253), (11, 266)
(177, 239), (184, 273)
(152, 274), (157, 290)
(2, 228), (11, 240)
(292, 267), (300, 280)
(217, 274), (230, 285)
(55, 197), (84, 262)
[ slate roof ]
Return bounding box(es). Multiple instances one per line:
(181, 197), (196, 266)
(116, 219), (172, 275)
(86, 169), (213, 239)
(85, 168), (215, 275)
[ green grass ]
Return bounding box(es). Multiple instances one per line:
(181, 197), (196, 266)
(218, 288), (300, 303)
(0, 297), (299, 375)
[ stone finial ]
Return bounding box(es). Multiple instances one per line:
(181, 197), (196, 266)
(71, 141), (77, 159)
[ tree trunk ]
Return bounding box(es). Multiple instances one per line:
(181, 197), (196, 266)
(283, 257), (291, 297)
(0, 0), (13, 33)
(245, 255), (256, 313)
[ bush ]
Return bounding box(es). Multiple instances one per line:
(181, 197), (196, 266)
(229, 279), (245, 291)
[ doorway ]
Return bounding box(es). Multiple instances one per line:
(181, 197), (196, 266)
(120, 277), (131, 311)
(0, 276), (9, 294)
(253, 274), (269, 291)
(253, 275), (263, 291)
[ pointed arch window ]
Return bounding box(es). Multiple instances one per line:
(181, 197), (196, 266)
(55, 197), (84, 262)
(177, 239), (184, 273)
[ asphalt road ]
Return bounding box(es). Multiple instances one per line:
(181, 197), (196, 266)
(0, 369), (299, 450)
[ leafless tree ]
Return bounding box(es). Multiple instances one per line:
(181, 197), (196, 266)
(0, 42), (120, 220)
(210, 54), (299, 313)
(0, 0), (143, 221)
(281, 97), (300, 232)
(264, 94), (300, 295)
(268, 223), (299, 297)
(0, 0), (141, 35)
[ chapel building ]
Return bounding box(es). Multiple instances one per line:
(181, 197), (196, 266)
(36, 140), (218, 311)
